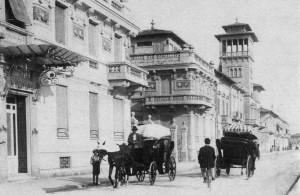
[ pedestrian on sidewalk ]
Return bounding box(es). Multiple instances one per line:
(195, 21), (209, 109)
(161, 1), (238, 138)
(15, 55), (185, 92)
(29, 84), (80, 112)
(198, 138), (216, 183)
(90, 149), (101, 185)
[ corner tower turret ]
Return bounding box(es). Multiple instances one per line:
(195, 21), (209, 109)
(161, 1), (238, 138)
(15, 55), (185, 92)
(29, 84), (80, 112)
(215, 20), (258, 95)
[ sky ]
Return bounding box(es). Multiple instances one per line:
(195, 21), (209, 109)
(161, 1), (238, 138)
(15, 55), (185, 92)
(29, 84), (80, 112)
(127, 0), (300, 134)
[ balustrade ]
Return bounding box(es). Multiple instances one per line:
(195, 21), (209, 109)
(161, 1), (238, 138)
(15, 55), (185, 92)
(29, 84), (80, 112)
(145, 94), (212, 106)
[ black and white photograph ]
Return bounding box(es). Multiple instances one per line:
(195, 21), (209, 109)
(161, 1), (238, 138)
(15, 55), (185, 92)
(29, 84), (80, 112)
(0, 0), (299, 194)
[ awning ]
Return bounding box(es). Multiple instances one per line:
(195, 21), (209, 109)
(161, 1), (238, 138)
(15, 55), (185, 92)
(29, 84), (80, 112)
(223, 123), (257, 139)
(0, 44), (88, 66)
(8, 0), (31, 25)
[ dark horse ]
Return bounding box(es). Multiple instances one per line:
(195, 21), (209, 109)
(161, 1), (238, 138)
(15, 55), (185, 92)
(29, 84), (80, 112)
(97, 143), (130, 187)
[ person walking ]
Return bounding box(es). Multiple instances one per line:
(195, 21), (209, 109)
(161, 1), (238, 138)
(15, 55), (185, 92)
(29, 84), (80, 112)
(198, 138), (216, 183)
(90, 149), (101, 185)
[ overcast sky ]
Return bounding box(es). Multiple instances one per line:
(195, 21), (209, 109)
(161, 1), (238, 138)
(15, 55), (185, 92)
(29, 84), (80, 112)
(127, 0), (300, 133)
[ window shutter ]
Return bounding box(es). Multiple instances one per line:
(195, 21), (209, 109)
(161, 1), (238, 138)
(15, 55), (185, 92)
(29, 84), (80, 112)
(56, 86), (68, 137)
(55, 5), (65, 44)
(89, 23), (97, 56)
(89, 92), (99, 138)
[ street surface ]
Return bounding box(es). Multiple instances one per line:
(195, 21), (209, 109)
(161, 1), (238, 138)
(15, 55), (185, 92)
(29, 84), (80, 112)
(0, 151), (299, 195)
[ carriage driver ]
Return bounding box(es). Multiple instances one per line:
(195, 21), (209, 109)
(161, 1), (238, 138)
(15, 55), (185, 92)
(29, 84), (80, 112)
(127, 126), (144, 163)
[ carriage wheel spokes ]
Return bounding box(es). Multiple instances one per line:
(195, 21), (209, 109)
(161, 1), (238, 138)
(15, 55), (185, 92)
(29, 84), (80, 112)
(149, 161), (157, 185)
(246, 155), (253, 179)
(168, 156), (176, 181)
(136, 170), (145, 182)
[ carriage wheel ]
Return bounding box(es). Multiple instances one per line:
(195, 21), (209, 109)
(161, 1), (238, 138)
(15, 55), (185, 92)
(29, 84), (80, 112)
(246, 155), (253, 179)
(149, 161), (157, 185)
(136, 170), (145, 182)
(168, 156), (176, 181)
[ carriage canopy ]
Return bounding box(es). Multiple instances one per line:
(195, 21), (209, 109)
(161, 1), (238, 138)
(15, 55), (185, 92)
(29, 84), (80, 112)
(137, 124), (171, 140)
(223, 123), (257, 140)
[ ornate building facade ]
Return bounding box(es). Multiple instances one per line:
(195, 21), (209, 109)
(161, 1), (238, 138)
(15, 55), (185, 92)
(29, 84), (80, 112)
(215, 21), (264, 128)
(130, 24), (217, 162)
(0, 0), (147, 180)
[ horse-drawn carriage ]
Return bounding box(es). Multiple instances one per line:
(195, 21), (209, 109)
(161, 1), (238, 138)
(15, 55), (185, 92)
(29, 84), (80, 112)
(216, 124), (259, 179)
(97, 123), (176, 188)
(131, 124), (176, 185)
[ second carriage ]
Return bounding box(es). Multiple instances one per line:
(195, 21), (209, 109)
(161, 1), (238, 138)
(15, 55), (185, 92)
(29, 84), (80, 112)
(129, 124), (177, 185)
(215, 124), (259, 179)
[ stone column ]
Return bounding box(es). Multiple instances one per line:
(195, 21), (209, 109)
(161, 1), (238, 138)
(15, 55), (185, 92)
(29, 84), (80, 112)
(170, 118), (178, 162)
(187, 110), (195, 161)
(0, 56), (8, 180)
(180, 121), (188, 162)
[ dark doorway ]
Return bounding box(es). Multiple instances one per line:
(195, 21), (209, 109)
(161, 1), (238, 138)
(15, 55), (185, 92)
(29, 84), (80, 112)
(16, 95), (27, 173)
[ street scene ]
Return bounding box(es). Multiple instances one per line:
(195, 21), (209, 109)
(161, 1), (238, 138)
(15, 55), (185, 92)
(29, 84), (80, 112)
(0, 0), (299, 194)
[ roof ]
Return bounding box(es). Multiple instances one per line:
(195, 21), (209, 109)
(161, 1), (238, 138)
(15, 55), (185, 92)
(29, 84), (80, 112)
(215, 69), (235, 85)
(215, 32), (258, 42)
(222, 22), (252, 31)
(135, 28), (188, 47)
(253, 83), (265, 91)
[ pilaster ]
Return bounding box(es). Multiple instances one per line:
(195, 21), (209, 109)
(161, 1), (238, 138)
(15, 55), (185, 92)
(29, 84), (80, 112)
(0, 60), (8, 181)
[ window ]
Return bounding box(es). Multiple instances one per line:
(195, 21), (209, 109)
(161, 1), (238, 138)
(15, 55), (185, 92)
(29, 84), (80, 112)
(89, 22), (98, 56)
(89, 92), (99, 139)
(232, 40), (237, 53)
(230, 69), (233, 77)
(243, 39), (248, 51)
(227, 40), (232, 53)
(234, 68), (237, 77)
(222, 40), (226, 54)
(113, 98), (124, 141)
(114, 34), (122, 61)
(60, 156), (71, 168)
(137, 41), (152, 47)
(238, 39), (243, 52)
(55, 3), (66, 44)
(56, 85), (68, 138)
(239, 68), (242, 77)
(5, 0), (30, 28)
(89, 61), (98, 69)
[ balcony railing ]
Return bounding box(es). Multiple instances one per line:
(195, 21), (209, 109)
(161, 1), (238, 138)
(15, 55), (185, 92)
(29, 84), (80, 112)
(130, 50), (214, 74)
(145, 95), (212, 107)
(221, 115), (232, 124)
(245, 119), (260, 126)
(107, 62), (148, 87)
(221, 51), (252, 57)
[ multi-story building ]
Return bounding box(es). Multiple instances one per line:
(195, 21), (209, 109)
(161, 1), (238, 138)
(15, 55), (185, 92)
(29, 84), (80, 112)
(215, 70), (245, 138)
(0, 0), (147, 180)
(130, 24), (217, 162)
(215, 21), (264, 128)
(259, 108), (290, 152)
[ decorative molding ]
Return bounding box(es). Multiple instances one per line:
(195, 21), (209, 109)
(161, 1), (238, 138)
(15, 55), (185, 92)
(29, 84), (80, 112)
(33, 5), (50, 25)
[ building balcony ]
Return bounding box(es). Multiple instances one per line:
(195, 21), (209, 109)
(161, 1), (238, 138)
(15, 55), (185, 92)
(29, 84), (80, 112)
(245, 119), (260, 127)
(130, 50), (214, 75)
(144, 94), (213, 107)
(220, 51), (253, 58)
(107, 62), (148, 88)
(221, 115), (232, 124)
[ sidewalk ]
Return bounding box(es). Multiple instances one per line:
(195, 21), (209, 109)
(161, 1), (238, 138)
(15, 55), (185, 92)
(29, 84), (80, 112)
(0, 161), (199, 195)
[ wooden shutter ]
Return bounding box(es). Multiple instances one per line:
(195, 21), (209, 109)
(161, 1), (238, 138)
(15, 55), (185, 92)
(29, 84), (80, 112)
(89, 92), (99, 138)
(114, 35), (122, 61)
(56, 86), (68, 137)
(113, 98), (124, 140)
(89, 23), (97, 56)
(55, 5), (65, 44)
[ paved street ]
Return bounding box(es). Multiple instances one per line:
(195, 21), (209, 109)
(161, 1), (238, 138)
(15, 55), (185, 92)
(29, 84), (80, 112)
(0, 151), (299, 195)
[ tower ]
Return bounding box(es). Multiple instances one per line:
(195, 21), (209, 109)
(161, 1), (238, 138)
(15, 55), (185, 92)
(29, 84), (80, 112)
(215, 20), (258, 95)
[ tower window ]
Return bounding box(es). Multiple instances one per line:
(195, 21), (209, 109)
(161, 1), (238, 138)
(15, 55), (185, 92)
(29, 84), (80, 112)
(239, 68), (242, 77)
(222, 40), (226, 53)
(230, 69), (233, 77)
(244, 39), (248, 51)
(234, 68), (237, 77)
(238, 39), (243, 52)
(227, 40), (232, 53)
(232, 40), (237, 52)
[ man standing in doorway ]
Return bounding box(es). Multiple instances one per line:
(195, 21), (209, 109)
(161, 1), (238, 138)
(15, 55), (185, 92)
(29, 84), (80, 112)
(198, 138), (216, 182)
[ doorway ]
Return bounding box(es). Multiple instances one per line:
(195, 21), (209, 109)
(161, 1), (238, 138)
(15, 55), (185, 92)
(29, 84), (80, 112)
(6, 94), (28, 176)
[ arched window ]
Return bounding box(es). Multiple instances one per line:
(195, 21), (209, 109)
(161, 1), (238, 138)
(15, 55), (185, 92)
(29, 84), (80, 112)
(239, 68), (242, 77)
(230, 69), (233, 77)
(234, 68), (237, 77)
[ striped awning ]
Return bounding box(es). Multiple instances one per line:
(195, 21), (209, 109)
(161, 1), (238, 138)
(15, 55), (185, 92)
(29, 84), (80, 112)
(223, 123), (254, 133)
